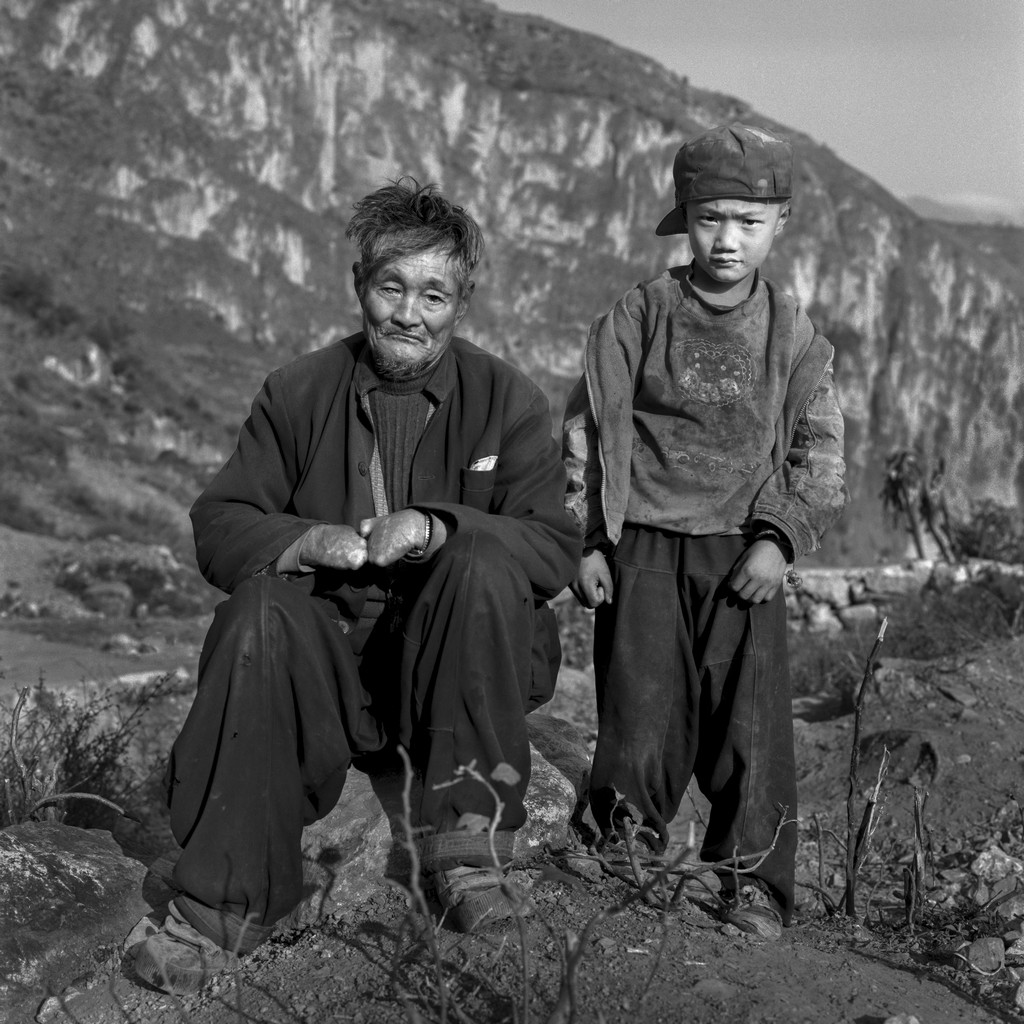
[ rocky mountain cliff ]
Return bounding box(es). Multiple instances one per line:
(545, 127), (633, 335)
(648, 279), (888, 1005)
(1, 0), (1022, 564)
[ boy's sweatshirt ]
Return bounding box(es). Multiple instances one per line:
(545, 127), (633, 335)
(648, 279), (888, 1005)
(562, 265), (848, 559)
(626, 271), (784, 536)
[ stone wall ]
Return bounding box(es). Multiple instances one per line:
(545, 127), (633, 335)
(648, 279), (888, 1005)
(787, 559), (1024, 633)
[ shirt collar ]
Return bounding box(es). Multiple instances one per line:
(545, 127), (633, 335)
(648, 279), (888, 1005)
(681, 263), (764, 315)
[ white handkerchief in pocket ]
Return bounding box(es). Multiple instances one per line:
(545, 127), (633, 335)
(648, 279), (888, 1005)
(469, 455), (498, 472)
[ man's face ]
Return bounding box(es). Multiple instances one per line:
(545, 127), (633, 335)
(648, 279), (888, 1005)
(357, 247), (470, 377)
(685, 198), (790, 287)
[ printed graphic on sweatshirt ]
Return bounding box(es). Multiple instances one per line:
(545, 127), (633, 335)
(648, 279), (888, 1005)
(631, 433), (759, 477)
(676, 339), (756, 406)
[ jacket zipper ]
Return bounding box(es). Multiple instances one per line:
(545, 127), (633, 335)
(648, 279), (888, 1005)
(785, 353), (832, 454)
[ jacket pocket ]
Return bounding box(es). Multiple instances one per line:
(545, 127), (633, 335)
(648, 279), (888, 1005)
(460, 466), (497, 511)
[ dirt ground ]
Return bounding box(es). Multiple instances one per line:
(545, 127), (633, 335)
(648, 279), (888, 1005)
(5, 547), (1024, 1023)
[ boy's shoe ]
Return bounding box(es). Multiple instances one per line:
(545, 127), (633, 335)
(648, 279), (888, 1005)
(720, 883), (783, 940)
(432, 864), (530, 933)
(133, 899), (238, 994)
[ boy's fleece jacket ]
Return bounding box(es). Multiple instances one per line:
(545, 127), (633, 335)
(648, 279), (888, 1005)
(562, 268), (848, 560)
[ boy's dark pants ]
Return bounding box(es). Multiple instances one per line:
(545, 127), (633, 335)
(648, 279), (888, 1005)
(165, 529), (539, 941)
(590, 526), (798, 923)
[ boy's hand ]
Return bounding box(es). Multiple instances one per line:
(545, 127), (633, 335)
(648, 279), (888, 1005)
(727, 540), (788, 604)
(571, 548), (614, 608)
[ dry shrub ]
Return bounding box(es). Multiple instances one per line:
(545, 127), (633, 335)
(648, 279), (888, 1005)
(0, 676), (177, 832)
(950, 499), (1024, 566)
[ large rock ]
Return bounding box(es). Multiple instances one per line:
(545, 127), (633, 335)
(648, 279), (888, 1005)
(277, 768), (396, 930)
(525, 712), (591, 809)
(544, 666), (599, 747)
(0, 823), (148, 1018)
(515, 744), (578, 861)
(281, 742), (579, 926)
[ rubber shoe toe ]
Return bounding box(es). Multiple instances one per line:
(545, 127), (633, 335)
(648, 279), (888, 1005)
(133, 902), (237, 994)
(721, 885), (783, 940)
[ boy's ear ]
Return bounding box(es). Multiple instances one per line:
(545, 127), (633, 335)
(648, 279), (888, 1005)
(774, 201), (792, 236)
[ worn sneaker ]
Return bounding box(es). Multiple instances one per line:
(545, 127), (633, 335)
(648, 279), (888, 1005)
(133, 899), (238, 994)
(721, 884), (783, 940)
(432, 864), (530, 933)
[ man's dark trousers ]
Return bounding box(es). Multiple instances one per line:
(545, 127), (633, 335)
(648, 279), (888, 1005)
(590, 527), (798, 923)
(166, 529), (537, 932)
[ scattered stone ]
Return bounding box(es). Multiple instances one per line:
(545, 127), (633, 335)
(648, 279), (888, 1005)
(874, 661), (928, 702)
(101, 633), (159, 656)
(35, 981), (126, 1023)
(990, 875), (1019, 901)
(883, 1015), (921, 1024)
(971, 846), (1024, 883)
(967, 936), (1005, 972)
(996, 894), (1024, 921)
(955, 754), (972, 765)
(1016, 982), (1024, 1011)
(791, 692), (850, 723)
(838, 603), (878, 629)
(0, 823), (148, 1018)
(691, 978), (738, 1000)
(798, 569), (852, 608)
(82, 581), (135, 617)
(930, 562), (971, 590)
(805, 603), (843, 633)
(1006, 939), (1024, 962)
(863, 562), (933, 597)
(937, 683), (978, 708)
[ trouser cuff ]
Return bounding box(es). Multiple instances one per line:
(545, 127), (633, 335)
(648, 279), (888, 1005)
(418, 829), (515, 873)
(174, 895), (276, 955)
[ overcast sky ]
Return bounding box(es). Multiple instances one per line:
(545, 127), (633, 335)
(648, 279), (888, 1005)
(493, 0), (1024, 219)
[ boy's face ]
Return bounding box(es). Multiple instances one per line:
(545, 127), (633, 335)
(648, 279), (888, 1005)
(684, 197), (790, 292)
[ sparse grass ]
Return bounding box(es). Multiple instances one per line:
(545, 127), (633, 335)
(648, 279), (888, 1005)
(0, 674), (179, 832)
(951, 499), (1024, 566)
(789, 579), (1019, 702)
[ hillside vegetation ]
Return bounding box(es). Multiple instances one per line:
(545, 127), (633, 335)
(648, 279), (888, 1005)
(0, 0), (1022, 564)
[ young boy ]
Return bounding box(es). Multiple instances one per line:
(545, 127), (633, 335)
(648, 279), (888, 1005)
(562, 123), (847, 938)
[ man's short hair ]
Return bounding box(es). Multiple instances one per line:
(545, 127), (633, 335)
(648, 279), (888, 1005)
(347, 178), (484, 302)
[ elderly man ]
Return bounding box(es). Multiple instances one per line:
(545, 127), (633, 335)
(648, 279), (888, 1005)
(134, 180), (581, 993)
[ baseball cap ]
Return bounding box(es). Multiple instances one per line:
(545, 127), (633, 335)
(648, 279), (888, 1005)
(655, 123), (793, 236)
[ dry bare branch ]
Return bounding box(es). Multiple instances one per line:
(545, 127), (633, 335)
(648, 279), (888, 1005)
(845, 617), (888, 918)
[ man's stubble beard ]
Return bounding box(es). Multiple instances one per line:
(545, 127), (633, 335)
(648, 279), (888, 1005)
(371, 337), (450, 382)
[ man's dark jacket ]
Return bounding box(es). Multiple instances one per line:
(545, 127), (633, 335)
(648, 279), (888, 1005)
(191, 334), (582, 694)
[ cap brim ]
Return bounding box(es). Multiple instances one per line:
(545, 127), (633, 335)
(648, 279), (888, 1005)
(655, 207), (688, 236)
